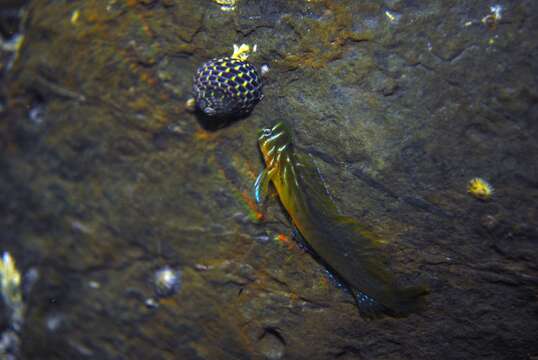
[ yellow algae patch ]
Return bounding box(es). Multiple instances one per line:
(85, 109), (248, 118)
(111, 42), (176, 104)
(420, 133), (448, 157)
(0, 252), (21, 298)
(0, 252), (24, 328)
(70, 9), (80, 25)
(468, 177), (494, 201)
(194, 128), (218, 142)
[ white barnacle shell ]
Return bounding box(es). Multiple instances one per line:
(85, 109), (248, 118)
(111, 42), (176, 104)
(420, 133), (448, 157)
(153, 266), (182, 298)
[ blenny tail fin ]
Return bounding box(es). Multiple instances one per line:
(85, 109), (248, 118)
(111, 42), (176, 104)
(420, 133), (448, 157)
(390, 285), (429, 316)
(354, 285), (429, 319)
(353, 290), (388, 319)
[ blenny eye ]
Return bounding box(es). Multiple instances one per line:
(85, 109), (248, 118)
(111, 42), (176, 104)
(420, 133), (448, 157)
(262, 128), (272, 136)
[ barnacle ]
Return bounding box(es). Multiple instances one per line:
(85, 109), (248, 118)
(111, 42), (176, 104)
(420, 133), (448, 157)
(153, 266), (182, 298)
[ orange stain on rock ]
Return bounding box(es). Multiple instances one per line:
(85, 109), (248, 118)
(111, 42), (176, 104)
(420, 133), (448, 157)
(194, 128), (218, 142)
(140, 71), (157, 87)
(241, 191), (264, 221)
(275, 233), (296, 251)
(276, 233), (288, 243)
(276, 1), (374, 69)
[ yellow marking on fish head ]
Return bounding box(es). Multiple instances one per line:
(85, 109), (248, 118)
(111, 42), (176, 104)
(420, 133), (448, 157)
(257, 122), (292, 170)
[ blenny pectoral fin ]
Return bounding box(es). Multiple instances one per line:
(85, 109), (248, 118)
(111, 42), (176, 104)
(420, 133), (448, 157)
(253, 167), (276, 204)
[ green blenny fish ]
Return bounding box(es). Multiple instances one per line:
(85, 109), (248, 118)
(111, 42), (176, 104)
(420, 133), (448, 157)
(254, 122), (428, 317)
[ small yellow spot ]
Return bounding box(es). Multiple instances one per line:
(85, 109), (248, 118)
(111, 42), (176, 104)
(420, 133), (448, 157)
(71, 9), (80, 25)
(0, 252), (23, 323)
(218, 72), (223, 76)
(385, 10), (396, 22)
(234, 66), (241, 71)
(231, 76), (236, 81)
(225, 67), (231, 73)
(213, 0), (237, 12)
(0, 253), (21, 289)
(185, 98), (196, 112)
(213, 0), (236, 5)
(242, 81), (248, 87)
(468, 178), (494, 201)
(238, 73), (244, 78)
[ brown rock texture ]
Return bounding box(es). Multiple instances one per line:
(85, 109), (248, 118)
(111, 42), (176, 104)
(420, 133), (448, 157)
(0, 0), (537, 359)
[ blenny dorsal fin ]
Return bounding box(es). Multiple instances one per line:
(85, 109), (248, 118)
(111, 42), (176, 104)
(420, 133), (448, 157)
(335, 215), (385, 246)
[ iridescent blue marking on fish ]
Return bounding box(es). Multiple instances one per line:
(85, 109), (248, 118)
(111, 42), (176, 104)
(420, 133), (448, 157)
(253, 170), (265, 204)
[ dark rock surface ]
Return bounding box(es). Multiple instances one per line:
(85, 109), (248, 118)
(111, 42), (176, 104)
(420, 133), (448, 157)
(1, 0), (537, 359)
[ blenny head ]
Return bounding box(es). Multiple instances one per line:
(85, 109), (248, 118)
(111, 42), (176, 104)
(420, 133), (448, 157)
(257, 122), (293, 168)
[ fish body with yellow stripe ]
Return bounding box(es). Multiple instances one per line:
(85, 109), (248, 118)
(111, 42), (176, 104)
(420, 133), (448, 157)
(254, 122), (428, 318)
(192, 46), (263, 118)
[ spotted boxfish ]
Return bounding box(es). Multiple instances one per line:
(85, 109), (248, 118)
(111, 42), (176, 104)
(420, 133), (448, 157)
(192, 44), (263, 118)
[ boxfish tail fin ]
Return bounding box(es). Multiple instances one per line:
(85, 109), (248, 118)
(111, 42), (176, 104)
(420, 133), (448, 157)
(389, 285), (430, 317)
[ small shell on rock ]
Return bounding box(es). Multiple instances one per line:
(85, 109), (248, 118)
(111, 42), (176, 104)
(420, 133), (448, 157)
(260, 64), (270, 77)
(153, 266), (182, 298)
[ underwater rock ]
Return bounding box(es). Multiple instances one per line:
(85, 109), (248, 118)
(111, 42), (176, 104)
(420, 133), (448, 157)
(257, 329), (285, 360)
(1, 0), (537, 359)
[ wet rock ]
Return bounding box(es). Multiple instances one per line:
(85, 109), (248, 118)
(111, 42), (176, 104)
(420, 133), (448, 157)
(1, 0), (537, 359)
(258, 329), (285, 360)
(480, 214), (498, 231)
